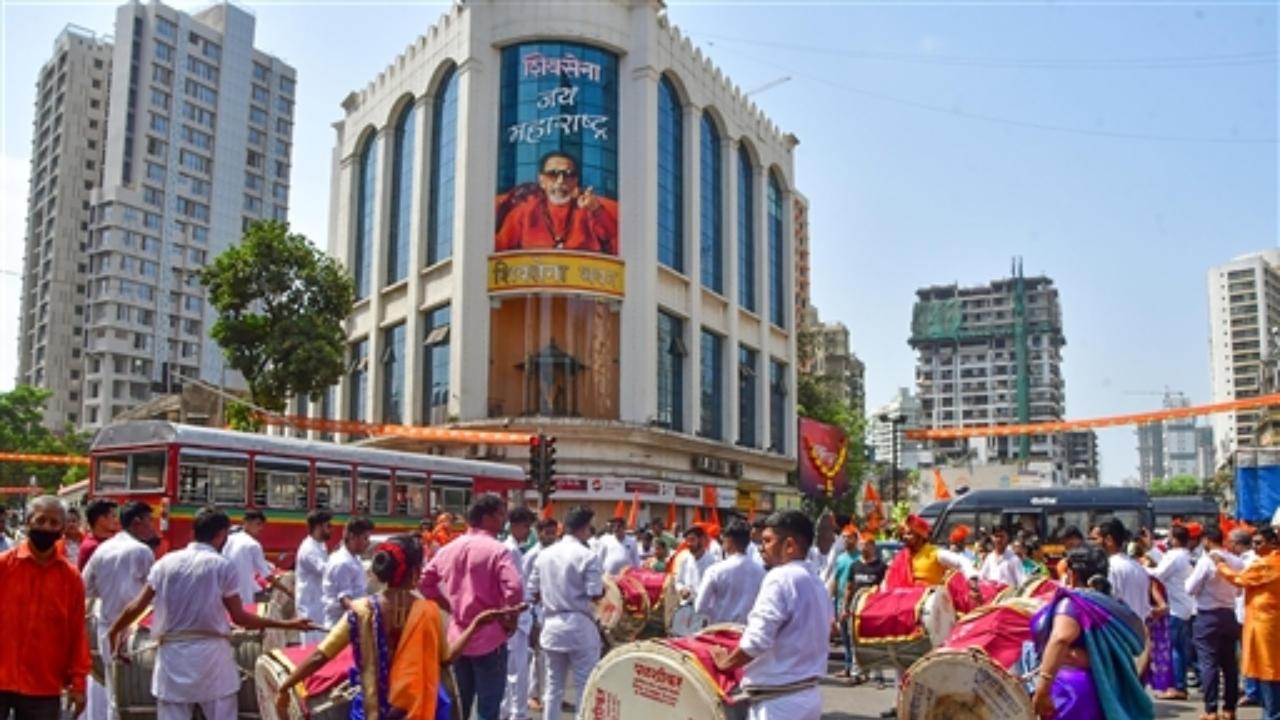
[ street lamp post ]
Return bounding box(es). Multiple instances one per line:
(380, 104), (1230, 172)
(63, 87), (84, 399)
(879, 413), (907, 507)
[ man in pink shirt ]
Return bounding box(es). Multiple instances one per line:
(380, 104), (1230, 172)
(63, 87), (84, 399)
(420, 494), (524, 720)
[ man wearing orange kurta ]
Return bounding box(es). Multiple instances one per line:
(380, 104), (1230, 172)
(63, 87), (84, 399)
(1213, 527), (1280, 720)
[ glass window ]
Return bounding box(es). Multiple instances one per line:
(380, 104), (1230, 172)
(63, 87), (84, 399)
(739, 345), (757, 447)
(657, 77), (683, 271)
(353, 134), (377, 298)
(253, 457), (308, 509)
(428, 69), (458, 266)
(769, 359), (787, 453)
(768, 174), (786, 328)
(178, 453), (248, 505)
(738, 147), (756, 311)
(395, 472), (428, 517)
(387, 102), (414, 284)
(348, 338), (368, 422)
(382, 323), (406, 423)
(657, 311), (685, 431)
(699, 114), (722, 293)
(699, 329), (723, 439)
(423, 305), (451, 424)
(315, 464), (352, 512)
(131, 451), (166, 490)
(95, 455), (128, 490)
(357, 468), (391, 515)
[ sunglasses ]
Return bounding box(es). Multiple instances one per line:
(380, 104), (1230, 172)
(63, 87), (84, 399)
(541, 168), (577, 180)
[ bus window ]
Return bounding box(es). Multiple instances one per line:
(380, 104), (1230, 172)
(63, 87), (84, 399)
(178, 450), (248, 505)
(430, 478), (470, 517)
(1046, 512), (1087, 542)
(96, 456), (128, 490)
(1011, 512), (1042, 538)
(316, 463), (352, 513)
(358, 468), (391, 515)
(396, 472), (427, 517)
(132, 451), (166, 490)
(935, 511), (1003, 544)
(254, 456), (309, 510)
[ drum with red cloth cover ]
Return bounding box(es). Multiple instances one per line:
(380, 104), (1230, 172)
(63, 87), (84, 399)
(851, 585), (955, 671)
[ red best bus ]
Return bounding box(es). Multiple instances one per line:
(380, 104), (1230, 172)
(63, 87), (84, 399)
(88, 421), (527, 565)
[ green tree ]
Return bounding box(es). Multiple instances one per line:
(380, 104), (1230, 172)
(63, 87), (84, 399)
(198, 221), (355, 415)
(0, 385), (89, 492)
(1148, 474), (1203, 496)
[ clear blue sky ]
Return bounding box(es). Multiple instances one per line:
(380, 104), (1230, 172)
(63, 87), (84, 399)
(3, 1), (1276, 483)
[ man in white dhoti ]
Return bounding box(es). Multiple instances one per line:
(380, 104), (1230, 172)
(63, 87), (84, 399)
(695, 519), (766, 625)
(321, 516), (374, 627)
(221, 509), (276, 606)
(293, 510), (333, 643)
(712, 510), (833, 720)
(524, 517), (559, 714)
(529, 506), (604, 715)
(83, 501), (158, 720)
(107, 507), (315, 720)
(499, 506), (539, 720)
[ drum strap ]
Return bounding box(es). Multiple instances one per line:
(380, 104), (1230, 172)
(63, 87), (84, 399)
(736, 677), (820, 702)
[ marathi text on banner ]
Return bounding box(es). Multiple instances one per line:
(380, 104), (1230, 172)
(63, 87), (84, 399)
(488, 252), (626, 298)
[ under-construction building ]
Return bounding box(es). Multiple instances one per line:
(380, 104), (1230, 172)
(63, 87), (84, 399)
(910, 259), (1067, 480)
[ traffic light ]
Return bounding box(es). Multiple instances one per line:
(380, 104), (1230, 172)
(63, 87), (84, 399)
(528, 434), (544, 484)
(543, 435), (557, 484)
(528, 434), (558, 500)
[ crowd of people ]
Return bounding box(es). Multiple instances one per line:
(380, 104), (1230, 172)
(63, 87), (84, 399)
(1, 493), (1278, 720)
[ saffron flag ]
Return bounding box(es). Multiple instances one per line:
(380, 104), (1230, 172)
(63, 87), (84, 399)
(933, 468), (952, 501)
(627, 492), (640, 530)
(613, 499), (626, 520)
(540, 501), (554, 520)
(865, 482), (881, 503)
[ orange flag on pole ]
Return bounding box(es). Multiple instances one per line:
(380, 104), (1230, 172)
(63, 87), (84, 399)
(933, 468), (952, 501)
(540, 500), (554, 520)
(612, 499), (626, 521)
(666, 503), (677, 530)
(865, 482), (881, 503)
(627, 492), (640, 530)
(692, 506), (704, 525)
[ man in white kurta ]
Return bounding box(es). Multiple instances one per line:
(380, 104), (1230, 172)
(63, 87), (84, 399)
(712, 511), (833, 720)
(674, 525), (718, 601)
(499, 507), (538, 720)
(595, 517), (639, 576)
(522, 517), (559, 713)
(320, 516), (373, 627)
(977, 526), (1026, 589)
(695, 520), (766, 625)
(294, 510), (333, 643)
(221, 510), (274, 606)
(83, 501), (157, 720)
(530, 506), (604, 715)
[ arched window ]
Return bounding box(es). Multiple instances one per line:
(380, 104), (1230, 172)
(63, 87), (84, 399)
(386, 102), (415, 285)
(427, 68), (458, 266)
(353, 133), (377, 299)
(657, 77), (683, 272)
(699, 113), (722, 293)
(737, 147), (755, 311)
(767, 172), (785, 328)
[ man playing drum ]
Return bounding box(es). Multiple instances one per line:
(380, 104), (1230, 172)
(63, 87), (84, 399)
(82, 501), (158, 720)
(294, 510), (334, 643)
(884, 514), (979, 592)
(221, 509), (277, 606)
(107, 507), (316, 720)
(596, 515), (639, 576)
(695, 519), (765, 626)
(711, 510), (833, 720)
(674, 525), (717, 602)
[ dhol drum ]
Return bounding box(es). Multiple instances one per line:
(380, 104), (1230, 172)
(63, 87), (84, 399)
(1004, 575), (1060, 606)
(940, 598), (1040, 671)
(943, 570), (1006, 617)
(596, 576), (649, 646)
(897, 648), (1035, 720)
(113, 606), (270, 720)
(255, 645), (356, 720)
(669, 603), (710, 638)
(263, 572), (298, 651)
(852, 585), (956, 672)
(617, 567), (679, 637)
(580, 624), (749, 720)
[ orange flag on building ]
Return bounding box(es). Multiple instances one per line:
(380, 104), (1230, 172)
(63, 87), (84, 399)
(933, 468), (952, 501)
(627, 492), (640, 530)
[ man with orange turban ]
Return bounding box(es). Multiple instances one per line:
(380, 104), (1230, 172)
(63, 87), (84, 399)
(883, 514), (978, 591)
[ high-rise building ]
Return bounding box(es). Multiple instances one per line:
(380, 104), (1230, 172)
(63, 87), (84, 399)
(1207, 250), (1280, 462)
(16, 26), (113, 429)
(867, 387), (932, 471)
(1063, 429), (1100, 485)
(801, 306), (864, 410)
(80, 1), (296, 428)
(910, 259), (1067, 479)
(794, 194), (811, 329)
(1136, 391), (1217, 484)
(309, 0), (804, 522)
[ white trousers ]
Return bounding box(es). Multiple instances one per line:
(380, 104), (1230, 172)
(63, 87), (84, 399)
(156, 693), (237, 720)
(747, 687), (822, 720)
(528, 637), (544, 702)
(500, 627), (531, 720)
(542, 641), (599, 715)
(86, 628), (113, 720)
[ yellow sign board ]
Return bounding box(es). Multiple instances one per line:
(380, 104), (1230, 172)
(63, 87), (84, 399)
(488, 252), (625, 298)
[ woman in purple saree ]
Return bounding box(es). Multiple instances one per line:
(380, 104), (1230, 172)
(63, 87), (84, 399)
(1031, 544), (1155, 720)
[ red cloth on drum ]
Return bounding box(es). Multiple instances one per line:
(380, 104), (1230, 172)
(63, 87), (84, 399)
(281, 643), (356, 697)
(854, 586), (929, 642)
(662, 629), (744, 697)
(615, 573), (649, 616)
(623, 568), (669, 606)
(946, 572), (1005, 615)
(1025, 578), (1061, 604)
(941, 605), (1033, 670)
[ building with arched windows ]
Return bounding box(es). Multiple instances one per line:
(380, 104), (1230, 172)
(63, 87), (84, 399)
(319, 0), (803, 521)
